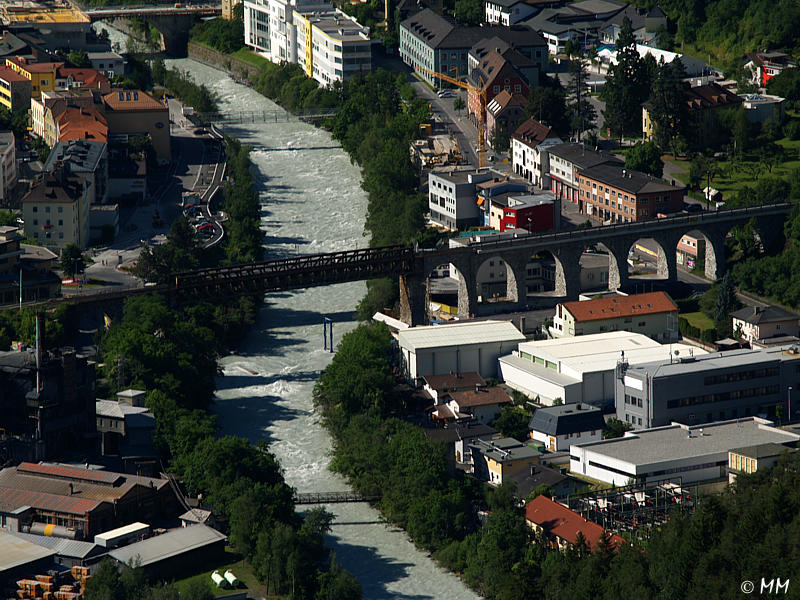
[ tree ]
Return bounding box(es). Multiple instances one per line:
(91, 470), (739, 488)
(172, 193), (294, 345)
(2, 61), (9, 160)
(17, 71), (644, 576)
(567, 53), (596, 141)
(315, 554), (361, 600)
(525, 483), (554, 503)
(68, 49), (91, 67)
(179, 580), (214, 600)
(491, 123), (510, 153)
(525, 84), (569, 138)
(60, 243), (84, 277)
(603, 418), (632, 439)
(602, 16), (648, 138)
(453, 96), (465, 112)
(648, 58), (688, 153)
(453, 0), (483, 25)
(491, 405), (531, 440)
(713, 271), (737, 336)
(625, 141), (663, 177)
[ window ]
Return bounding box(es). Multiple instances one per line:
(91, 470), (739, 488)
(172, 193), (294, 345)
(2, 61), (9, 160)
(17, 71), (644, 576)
(33, 219), (38, 225)
(45, 206), (50, 213)
(58, 206), (63, 213)
(32, 206), (37, 213)
(514, 84), (521, 92)
(493, 85), (500, 93)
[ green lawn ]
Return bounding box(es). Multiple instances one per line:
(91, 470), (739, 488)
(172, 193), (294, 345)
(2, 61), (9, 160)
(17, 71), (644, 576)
(172, 547), (265, 598)
(230, 48), (271, 69)
(681, 311), (714, 330)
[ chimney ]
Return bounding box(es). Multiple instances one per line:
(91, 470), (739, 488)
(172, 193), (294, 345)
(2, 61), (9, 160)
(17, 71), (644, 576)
(68, 483), (73, 495)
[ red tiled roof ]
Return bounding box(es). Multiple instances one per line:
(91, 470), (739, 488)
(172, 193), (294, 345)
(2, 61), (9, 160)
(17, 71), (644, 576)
(684, 82), (743, 111)
(525, 495), (627, 552)
(0, 486), (103, 516)
(445, 385), (511, 408)
(561, 291), (678, 323)
(423, 372), (486, 391)
(0, 65), (29, 83)
(103, 89), (166, 111)
(18, 463), (122, 486)
(56, 107), (108, 143)
(57, 67), (110, 91)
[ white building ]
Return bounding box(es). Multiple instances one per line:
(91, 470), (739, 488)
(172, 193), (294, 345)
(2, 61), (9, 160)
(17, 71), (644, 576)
(485, 0), (540, 26)
(86, 51), (124, 78)
(529, 402), (605, 451)
(294, 9), (372, 85)
(570, 417), (800, 486)
(428, 169), (491, 231)
(243, 0), (371, 85)
(511, 117), (562, 188)
(399, 320), (526, 382)
(0, 131), (14, 202)
(498, 331), (706, 406)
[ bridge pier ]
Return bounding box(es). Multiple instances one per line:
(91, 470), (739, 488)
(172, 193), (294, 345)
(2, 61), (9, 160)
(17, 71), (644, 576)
(652, 234), (681, 281)
(399, 274), (429, 327)
(703, 227), (728, 280)
(604, 240), (630, 291)
(504, 251), (530, 307)
(554, 246), (583, 299)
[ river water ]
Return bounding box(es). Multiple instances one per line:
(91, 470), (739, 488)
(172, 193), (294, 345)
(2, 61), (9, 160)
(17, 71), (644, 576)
(156, 57), (482, 600)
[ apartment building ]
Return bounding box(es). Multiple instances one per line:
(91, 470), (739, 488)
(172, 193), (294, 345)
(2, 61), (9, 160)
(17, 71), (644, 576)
(551, 291), (679, 342)
(578, 163), (684, 223)
(545, 142), (622, 204)
(294, 9), (371, 85)
(22, 168), (91, 250)
(244, 0), (370, 85)
(511, 117), (562, 187)
(101, 89), (170, 162)
(0, 64), (31, 111)
(5, 57), (62, 98)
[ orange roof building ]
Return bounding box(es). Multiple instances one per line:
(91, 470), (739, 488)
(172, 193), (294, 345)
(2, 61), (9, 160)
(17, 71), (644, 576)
(102, 89), (170, 161)
(526, 495), (627, 552)
(55, 106), (108, 144)
(553, 291), (679, 343)
(57, 67), (111, 93)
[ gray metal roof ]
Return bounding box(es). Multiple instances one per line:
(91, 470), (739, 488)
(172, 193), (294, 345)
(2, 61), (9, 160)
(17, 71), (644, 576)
(0, 531), (55, 571)
(470, 437), (541, 462)
(498, 353), (581, 387)
(579, 163), (683, 195)
(43, 139), (106, 175)
(574, 418), (800, 468)
(545, 142), (623, 169)
(529, 403), (605, 436)
(108, 525), (226, 567)
(627, 345), (797, 379)
(731, 305), (799, 326)
(399, 320), (525, 351)
(10, 531), (103, 560)
(729, 442), (797, 460)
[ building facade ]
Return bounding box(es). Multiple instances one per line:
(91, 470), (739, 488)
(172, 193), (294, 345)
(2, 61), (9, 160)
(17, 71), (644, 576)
(5, 58), (62, 98)
(551, 291), (679, 342)
(578, 163), (684, 223)
(0, 130), (15, 201)
(529, 403), (605, 451)
(428, 169), (492, 230)
(294, 9), (371, 85)
(545, 142), (622, 204)
(615, 346), (800, 430)
(101, 89), (170, 163)
(0, 64), (31, 111)
(731, 305), (800, 346)
(511, 117), (562, 187)
(22, 169), (91, 250)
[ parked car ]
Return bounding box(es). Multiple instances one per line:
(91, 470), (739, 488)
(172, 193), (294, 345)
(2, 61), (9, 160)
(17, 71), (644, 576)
(437, 90), (454, 98)
(197, 223), (213, 232)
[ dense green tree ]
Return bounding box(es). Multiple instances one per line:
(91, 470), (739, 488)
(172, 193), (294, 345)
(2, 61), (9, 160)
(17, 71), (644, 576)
(453, 96), (465, 112)
(190, 2), (244, 54)
(566, 53), (596, 140)
(713, 271), (737, 336)
(453, 0), (483, 25)
(315, 554), (362, 600)
(602, 16), (648, 138)
(525, 81), (570, 138)
(60, 243), (84, 277)
(625, 141), (663, 177)
(68, 49), (91, 67)
(491, 405), (531, 440)
(648, 58), (688, 153)
(602, 417), (632, 439)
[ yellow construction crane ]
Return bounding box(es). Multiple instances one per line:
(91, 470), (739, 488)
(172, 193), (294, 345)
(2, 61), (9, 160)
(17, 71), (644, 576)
(416, 65), (487, 168)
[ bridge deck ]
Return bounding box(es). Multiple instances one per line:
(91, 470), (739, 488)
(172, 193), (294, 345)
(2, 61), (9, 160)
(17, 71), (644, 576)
(295, 491), (380, 504)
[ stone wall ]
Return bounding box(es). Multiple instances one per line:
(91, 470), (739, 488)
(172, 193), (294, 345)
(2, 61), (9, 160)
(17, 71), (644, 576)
(187, 42), (261, 84)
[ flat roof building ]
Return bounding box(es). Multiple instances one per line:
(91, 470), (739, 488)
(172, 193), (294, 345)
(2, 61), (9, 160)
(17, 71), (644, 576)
(615, 345), (800, 429)
(499, 331), (705, 406)
(470, 437), (541, 486)
(569, 417), (800, 486)
(399, 320), (525, 382)
(727, 442), (797, 483)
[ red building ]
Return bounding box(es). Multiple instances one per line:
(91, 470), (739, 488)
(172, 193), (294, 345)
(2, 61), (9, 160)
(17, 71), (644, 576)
(744, 52), (796, 88)
(488, 192), (554, 232)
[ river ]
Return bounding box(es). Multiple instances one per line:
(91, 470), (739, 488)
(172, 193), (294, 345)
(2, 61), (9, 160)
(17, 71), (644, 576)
(158, 57), (482, 600)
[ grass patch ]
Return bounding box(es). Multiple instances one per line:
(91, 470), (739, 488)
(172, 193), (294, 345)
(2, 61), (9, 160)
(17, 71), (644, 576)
(230, 48), (272, 69)
(172, 547), (263, 598)
(682, 311), (714, 330)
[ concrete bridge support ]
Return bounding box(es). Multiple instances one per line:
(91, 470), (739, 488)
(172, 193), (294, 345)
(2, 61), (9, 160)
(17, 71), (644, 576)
(554, 246), (583, 298)
(503, 250), (532, 307)
(651, 233), (681, 281)
(703, 227), (728, 280)
(603, 240), (631, 291)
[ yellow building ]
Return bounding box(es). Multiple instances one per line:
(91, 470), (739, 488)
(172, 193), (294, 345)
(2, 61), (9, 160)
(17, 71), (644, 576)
(0, 65), (31, 111)
(22, 168), (91, 250)
(469, 437), (541, 486)
(728, 443), (797, 484)
(6, 58), (62, 99)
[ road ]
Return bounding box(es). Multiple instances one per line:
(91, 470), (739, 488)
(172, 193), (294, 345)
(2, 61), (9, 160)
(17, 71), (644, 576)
(75, 99), (224, 295)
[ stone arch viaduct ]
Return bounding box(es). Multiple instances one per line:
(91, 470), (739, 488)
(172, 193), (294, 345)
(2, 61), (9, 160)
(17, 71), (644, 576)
(399, 203), (792, 326)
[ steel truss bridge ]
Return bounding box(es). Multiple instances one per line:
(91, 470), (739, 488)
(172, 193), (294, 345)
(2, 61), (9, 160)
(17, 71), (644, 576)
(205, 109), (340, 125)
(46, 245), (414, 309)
(295, 491), (380, 505)
(84, 5), (221, 19)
